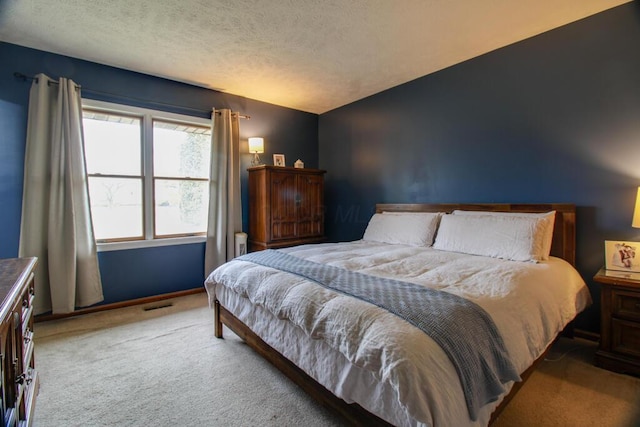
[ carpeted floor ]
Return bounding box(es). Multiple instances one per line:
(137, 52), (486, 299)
(33, 292), (640, 426)
(493, 336), (640, 427)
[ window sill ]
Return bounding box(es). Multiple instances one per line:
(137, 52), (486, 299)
(97, 236), (206, 252)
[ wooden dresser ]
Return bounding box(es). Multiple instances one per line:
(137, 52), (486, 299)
(248, 165), (326, 252)
(594, 268), (640, 375)
(0, 258), (38, 426)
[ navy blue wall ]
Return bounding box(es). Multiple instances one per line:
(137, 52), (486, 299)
(319, 3), (640, 332)
(0, 42), (318, 305)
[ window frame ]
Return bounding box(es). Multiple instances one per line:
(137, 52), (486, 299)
(82, 99), (210, 252)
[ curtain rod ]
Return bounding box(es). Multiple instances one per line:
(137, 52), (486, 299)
(13, 72), (250, 119)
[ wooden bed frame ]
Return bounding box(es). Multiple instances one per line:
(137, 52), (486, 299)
(213, 203), (577, 426)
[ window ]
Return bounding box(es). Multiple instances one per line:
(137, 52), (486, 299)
(82, 100), (211, 250)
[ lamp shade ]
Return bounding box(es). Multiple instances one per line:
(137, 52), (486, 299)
(248, 137), (264, 153)
(633, 187), (640, 228)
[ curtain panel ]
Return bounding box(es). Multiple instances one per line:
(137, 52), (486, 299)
(205, 109), (242, 276)
(19, 74), (104, 314)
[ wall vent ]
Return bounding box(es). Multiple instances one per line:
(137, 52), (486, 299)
(143, 303), (173, 311)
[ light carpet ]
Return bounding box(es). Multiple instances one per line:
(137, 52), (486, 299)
(33, 292), (640, 427)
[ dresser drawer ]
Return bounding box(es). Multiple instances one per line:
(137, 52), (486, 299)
(611, 318), (640, 359)
(612, 289), (640, 321)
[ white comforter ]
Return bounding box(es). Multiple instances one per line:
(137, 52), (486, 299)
(204, 241), (591, 427)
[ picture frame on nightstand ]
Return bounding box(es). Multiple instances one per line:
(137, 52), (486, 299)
(604, 240), (640, 273)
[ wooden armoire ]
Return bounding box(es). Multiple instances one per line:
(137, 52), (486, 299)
(248, 165), (326, 252)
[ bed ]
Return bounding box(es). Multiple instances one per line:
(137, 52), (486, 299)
(204, 203), (591, 426)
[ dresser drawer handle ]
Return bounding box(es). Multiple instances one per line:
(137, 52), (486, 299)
(15, 372), (33, 386)
(15, 373), (25, 385)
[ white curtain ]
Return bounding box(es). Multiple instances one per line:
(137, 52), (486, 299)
(19, 74), (104, 315)
(205, 109), (242, 276)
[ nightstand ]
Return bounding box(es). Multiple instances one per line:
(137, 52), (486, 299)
(594, 268), (640, 375)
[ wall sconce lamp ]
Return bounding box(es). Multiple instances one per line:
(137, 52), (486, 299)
(633, 187), (640, 228)
(248, 137), (264, 166)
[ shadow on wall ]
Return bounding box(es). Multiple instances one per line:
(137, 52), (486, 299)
(323, 178), (378, 242)
(326, 207), (376, 243)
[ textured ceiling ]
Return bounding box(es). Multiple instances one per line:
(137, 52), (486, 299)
(0, 0), (630, 114)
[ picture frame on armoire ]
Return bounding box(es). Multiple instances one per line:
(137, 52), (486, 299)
(273, 154), (285, 167)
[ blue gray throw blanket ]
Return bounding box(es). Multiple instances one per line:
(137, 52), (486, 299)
(237, 249), (520, 421)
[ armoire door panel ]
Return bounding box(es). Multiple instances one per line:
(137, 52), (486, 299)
(272, 221), (297, 240)
(298, 177), (321, 214)
(270, 172), (297, 222)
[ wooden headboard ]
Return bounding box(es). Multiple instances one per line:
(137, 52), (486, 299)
(376, 203), (576, 266)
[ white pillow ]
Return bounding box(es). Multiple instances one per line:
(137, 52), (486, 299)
(433, 214), (551, 262)
(363, 212), (442, 247)
(382, 211), (443, 216)
(452, 210), (556, 260)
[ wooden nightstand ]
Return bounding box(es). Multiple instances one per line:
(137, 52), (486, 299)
(594, 268), (640, 375)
